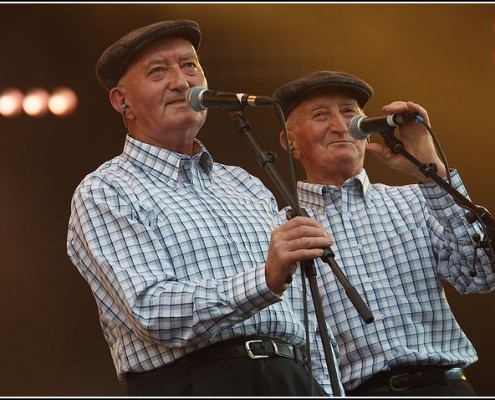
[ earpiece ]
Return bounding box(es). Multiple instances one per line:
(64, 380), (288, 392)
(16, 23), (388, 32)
(121, 103), (129, 112)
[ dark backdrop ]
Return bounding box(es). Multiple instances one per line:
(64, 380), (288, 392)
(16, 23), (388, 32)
(1, 3), (494, 396)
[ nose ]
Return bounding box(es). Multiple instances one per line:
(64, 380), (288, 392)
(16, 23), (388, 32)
(329, 113), (349, 134)
(168, 67), (189, 90)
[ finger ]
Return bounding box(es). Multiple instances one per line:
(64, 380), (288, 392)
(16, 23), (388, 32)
(381, 100), (408, 113)
(406, 101), (430, 125)
(278, 225), (332, 244)
(286, 248), (326, 263)
(282, 215), (324, 229)
(284, 235), (333, 253)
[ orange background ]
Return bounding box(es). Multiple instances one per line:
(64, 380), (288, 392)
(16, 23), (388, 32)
(1, 3), (494, 395)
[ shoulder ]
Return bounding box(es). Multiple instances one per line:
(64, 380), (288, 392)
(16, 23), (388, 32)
(212, 162), (275, 199)
(73, 154), (136, 200)
(371, 181), (422, 197)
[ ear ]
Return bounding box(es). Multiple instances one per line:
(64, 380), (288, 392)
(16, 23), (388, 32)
(279, 131), (292, 152)
(279, 130), (298, 154)
(109, 87), (127, 115)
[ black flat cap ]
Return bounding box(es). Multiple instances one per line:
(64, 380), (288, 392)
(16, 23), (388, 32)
(96, 19), (201, 92)
(272, 71), (374, 119)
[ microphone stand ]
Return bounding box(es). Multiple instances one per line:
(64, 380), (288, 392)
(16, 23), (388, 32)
(227, 109), (374, 397)
(379, 128), (495, 272)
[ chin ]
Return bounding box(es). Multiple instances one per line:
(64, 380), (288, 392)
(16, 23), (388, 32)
(175, 112), (206, 130)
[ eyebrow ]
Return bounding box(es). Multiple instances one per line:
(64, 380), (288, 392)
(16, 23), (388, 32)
(309, 99), (358, 110)
(144, 51), (199, 67)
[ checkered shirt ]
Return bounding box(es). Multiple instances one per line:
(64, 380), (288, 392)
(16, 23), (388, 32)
(67, 135), (341, 395)
(281, 168), (495, 391)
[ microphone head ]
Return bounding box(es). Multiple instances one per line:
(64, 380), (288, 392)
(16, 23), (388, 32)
(186, 85), (208, 112)
(349, 114), (369, 141)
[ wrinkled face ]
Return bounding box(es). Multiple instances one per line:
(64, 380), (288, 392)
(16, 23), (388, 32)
(116, 36), (208, 148)
(285, 88), (367, 183)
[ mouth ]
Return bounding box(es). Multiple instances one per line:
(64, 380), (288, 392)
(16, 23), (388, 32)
(166, 99), (187, 106)
(330, 140), (353, 145)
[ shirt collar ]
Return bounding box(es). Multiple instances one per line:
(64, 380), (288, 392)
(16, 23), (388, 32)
(122, 135), (214, 183)
(297, 169), (371, 210)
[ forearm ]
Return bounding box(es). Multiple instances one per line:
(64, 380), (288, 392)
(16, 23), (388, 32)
(421, 170), (495, 292)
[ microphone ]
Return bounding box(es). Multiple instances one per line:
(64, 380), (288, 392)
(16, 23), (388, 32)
(349, 111), (420, 140)
(186, 86), (275, 112)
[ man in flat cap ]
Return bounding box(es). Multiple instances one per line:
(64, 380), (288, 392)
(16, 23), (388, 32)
(272, 70), (495, 396)
(66, 20), (341, 396)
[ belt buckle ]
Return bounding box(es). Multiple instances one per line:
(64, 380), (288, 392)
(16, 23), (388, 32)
(447, 367), (466, 381)
(389, 372), (414, 391)
(245, 339), (269, 359)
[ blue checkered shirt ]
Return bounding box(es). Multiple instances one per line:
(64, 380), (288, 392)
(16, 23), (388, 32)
(281, 169), (495, 391)
(67, 135), (341, 395)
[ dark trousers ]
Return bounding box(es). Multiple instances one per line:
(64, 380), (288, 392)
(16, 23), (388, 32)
(125, 350), (328, 396)
(346, 366), (478, 397)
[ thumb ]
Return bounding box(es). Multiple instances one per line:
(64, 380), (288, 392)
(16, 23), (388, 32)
(366, 142), (395, 164)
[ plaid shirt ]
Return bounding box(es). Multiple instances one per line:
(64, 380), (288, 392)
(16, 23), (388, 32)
(67, 135), (340, 395)
(282, 169), (495, 391)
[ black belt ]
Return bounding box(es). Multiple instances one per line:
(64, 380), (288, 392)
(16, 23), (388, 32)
(351, 366), (466, 393)
(125, 336), (306, 382)
(187, 336), (306, 366)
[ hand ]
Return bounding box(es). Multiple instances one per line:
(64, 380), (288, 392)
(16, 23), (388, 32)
(265, 216), (333, 295)
(365, 100), (447, 182)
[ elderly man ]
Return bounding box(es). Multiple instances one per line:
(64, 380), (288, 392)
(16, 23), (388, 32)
(272, 70), (495, 396)
(66, 20), (340, 396)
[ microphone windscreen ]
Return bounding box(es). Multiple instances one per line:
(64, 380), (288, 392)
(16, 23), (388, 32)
(186, 86), (207, 112)
(349, 114), (369, 141)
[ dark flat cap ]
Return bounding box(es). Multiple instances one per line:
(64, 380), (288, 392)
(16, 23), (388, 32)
(272, 71), (374, 119)
(96, 19), (201, 92)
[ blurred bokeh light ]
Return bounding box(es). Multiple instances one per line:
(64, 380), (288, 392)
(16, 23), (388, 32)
(23, 88), (50, 117)
(0, 88), (24, 117)
(48, 87), (78, 116)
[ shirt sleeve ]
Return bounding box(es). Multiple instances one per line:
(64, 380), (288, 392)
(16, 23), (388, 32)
(420, 169), (495, 293)
(66, 175), (281, 349)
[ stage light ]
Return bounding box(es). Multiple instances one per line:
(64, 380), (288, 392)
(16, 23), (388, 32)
(48, 87), (78, 116)
(23, 88), (50, 117)
(0, 88), (24, 117)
